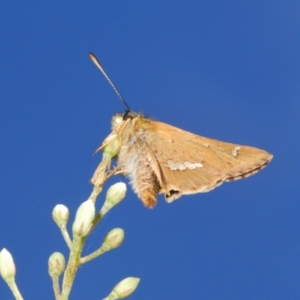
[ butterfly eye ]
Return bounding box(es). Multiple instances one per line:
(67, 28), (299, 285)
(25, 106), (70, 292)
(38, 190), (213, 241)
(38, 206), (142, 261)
(123, 111), (136, 120)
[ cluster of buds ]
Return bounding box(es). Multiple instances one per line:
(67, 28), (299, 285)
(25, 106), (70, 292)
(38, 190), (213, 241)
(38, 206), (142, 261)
(48, 181), (140, 299)
(0, 171), (140, 300)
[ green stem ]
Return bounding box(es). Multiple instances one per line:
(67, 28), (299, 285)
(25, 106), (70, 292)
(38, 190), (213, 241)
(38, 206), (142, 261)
(60, 237), (84, 300)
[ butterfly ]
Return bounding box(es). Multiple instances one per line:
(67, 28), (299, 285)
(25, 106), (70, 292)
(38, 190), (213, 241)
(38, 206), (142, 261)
(89, 53), (273, 208)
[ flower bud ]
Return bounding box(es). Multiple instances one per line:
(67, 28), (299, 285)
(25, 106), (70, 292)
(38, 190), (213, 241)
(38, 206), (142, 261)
(48, 252), (65, 277)
(72, 199), (95, 237)
(102, 133), (121, 158)
(0, 248), (16, 281)
(103, 277), (140, 299)
(103, 228), (124, 250)
(100, 183), (127, 215)
(52, 204), (69, 227)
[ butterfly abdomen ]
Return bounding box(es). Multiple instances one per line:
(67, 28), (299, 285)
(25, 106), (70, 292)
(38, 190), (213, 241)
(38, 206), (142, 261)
(120, 139), (160, 208)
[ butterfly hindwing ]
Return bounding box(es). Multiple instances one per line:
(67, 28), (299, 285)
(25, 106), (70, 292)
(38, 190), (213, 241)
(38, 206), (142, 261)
(138, 119), (272, 202)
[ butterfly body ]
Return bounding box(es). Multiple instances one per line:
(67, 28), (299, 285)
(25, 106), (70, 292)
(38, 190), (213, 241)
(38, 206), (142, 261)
(106, 112), (273, 208)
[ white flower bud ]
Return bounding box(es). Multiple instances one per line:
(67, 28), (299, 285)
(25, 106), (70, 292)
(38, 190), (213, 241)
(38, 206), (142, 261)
(48, 252), (65, 277)
(0, 248), (16, 281)
(52, 204), (69, 227)
(102, 133), (121, 158)
(103, 228), (124, 250)
(72, 199), (95, 237)
(100, 183), (127, 216)
(103, 277), (140, 299)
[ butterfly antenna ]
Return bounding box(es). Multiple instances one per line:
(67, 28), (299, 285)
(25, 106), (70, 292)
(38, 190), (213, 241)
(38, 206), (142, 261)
(89, 52), (131, 112)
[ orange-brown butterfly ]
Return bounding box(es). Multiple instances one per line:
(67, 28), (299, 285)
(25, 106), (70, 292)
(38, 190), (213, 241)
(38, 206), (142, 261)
(89, 53), (273, 208)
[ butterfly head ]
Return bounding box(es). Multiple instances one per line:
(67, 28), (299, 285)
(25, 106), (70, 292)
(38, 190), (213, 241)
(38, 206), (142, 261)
(111, 111), (139, 131)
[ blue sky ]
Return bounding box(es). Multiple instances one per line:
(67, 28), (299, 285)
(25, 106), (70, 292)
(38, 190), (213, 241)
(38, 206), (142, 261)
(0, 1), (299, 299)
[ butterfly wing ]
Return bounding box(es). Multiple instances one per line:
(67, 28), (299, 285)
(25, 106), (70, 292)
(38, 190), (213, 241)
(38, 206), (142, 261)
(139, 119), (273, 202)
